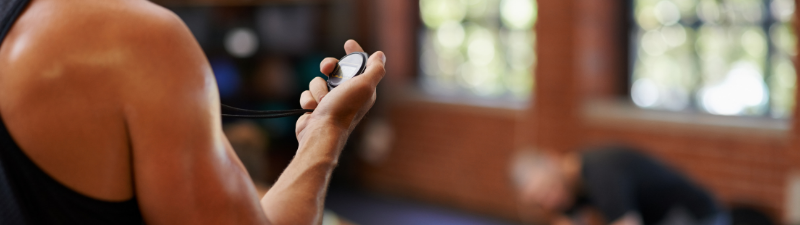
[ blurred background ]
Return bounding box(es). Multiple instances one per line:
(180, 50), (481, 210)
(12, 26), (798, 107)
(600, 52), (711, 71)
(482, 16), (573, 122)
(152, 0), (798, 224)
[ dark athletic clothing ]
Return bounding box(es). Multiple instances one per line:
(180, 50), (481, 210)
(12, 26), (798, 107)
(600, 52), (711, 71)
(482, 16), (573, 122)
(0, 1), (144, 224)
(570, 146), (721, 225)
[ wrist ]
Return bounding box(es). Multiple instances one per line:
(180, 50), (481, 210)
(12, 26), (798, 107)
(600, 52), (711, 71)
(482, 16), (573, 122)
(305, 113), (352, 137)
(297, 118), (350, 155)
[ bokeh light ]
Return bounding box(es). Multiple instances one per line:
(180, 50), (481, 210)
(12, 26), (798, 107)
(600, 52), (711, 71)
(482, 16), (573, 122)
(700, 62), (767, 115)
(632, 0), (796, 118)
(420, 0), (467, 28)
(654, 0), (681, 26)
(661, 24), (687, 47)
(772, 0), (795, 22)
(420, 0), (537, 100)
(500, 0), (537, 30)
(632, 78), (661, 107)
(467, 26), (496, 66)
(225, 28), (259, 58)
(437, 21), (466, 48)
(770, 55), (797, 117)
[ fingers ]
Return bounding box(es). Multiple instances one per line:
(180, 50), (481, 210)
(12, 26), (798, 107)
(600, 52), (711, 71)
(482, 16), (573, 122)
(297, 77), (326, 140)
(309, 77), (329, 103)
(344, 39), (365, 54)
(361, 51), (387, 87)
(319, 57), (339, 78)
(299, 90), (317, 109)
(295, 113), (310, 139)
(366, 51), (386, 67)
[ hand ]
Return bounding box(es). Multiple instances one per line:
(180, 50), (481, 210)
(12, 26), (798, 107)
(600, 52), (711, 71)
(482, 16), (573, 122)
(295, 40), (386, 142)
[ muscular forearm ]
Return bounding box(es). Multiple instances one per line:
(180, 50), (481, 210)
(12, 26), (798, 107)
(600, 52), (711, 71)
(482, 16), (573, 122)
(259, 122), (347, 225)
(258, 40), (383, 224)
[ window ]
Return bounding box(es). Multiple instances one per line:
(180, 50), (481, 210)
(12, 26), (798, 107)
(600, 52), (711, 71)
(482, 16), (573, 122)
(631, 0), (797, 118)
(418, 0), (537, 101)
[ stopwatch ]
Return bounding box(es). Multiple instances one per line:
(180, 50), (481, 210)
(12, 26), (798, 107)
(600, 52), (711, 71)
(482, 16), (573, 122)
(327, 52), (368, 90)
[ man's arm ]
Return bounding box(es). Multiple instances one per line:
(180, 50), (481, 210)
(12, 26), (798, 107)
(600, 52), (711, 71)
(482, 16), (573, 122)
(120, 7), (266, 224)
(120, 4), (384, 225)
(261, 40), (385, 224)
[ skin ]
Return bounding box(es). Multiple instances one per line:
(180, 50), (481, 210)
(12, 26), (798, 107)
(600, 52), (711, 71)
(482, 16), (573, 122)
(0, 0), (385, 224)
(518, 152), (642, 225)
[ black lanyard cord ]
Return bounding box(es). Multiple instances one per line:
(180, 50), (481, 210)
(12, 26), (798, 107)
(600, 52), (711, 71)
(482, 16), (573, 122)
(221, 104), (313, 114)
(220, 104), (313, 118)
(219, 52), (367, 119)
(221, 112), (309, 118)
(218, 52), (365, 119)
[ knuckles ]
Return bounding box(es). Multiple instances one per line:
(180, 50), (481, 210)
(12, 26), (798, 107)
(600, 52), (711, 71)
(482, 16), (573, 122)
(349, 80), (375, 96)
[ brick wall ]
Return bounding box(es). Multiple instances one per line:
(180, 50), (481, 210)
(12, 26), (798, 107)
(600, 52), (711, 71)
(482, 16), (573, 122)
(361, 99), (522, 219)
(362, 0), (800, 223)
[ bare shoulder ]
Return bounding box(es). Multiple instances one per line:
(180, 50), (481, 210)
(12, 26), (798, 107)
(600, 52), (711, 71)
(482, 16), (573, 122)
(0, 0), (204, 73)
(0, 0), (213, 103)
(5, 0), (194, 56)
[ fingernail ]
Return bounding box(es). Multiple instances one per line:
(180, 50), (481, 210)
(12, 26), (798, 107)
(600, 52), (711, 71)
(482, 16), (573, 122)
(380, 52), (386, 64)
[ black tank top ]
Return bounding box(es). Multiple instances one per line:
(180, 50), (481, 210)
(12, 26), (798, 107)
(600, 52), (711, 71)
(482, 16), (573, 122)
(0, 0), (144, 224)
